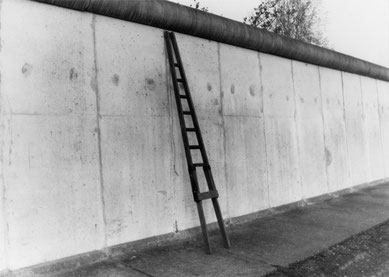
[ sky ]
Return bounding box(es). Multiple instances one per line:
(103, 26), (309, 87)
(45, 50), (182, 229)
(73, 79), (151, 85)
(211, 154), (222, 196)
(171, 0), (389, 67)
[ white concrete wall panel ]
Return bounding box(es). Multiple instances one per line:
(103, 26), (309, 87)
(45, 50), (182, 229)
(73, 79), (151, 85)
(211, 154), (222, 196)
(260, 53), (301, 207)
(1, 0), (104, 269)
(319, 67), (351, 192)
(220, 45), (268, 217)
(361, 76), (384, 181)
(224, 117), (268, 217)
(377, 80), (389, 175)
(100, 116), (174, 245)
(93, 17), (175, 245)
(2, 1), (97, 116)
(95, 18), (169, 117)
(342, 73), (368, 185)
(220, 46), (262, 117)
(292, 62), (328, 198)
(5, 116), (103, 269)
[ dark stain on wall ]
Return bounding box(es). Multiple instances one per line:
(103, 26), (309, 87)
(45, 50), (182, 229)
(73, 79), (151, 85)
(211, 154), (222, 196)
(145, 78), (156, 90)
(230, 84), (235, 94)
(22, 63), (33, 77)
(112, 74), (120, 86)
(249, 85), (256, 96)
(69, 68), (78, 81)
(207, 82), (212, 92)
(325, 147), (332, 166)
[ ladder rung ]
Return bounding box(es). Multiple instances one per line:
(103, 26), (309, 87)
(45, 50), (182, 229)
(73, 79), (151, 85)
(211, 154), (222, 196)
(193, 163), (205, 167)
(177, 78), (184, 82)
(195, 190), (219, 202)
(174, 63), (180, 67)
(179, 95), (188, 99)
(183, 111), (192, 115)
(186, 128), (196, 132)
(189, 145), (201, 149)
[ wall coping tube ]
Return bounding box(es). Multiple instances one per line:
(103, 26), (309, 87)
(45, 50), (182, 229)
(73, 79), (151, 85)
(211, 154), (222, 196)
(31, 0), (389, 82)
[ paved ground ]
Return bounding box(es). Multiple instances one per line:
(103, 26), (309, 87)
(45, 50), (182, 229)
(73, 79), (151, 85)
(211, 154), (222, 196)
(4, 183), (389, 277)
(266, 220), (389, 277)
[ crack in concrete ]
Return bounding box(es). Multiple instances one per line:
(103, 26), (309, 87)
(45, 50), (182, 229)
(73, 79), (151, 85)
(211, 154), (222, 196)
(340, 72), (353, 187)
(375, 80), (386, 176)
(217, 43), (230, 221)
(258, 53), (271, 210)
(290, 61), (304, 200)
(359, 76), (369, 180)
(317, 67), (331, 193)
(163, 31), (179, 233)
(91, 14), (108, 250)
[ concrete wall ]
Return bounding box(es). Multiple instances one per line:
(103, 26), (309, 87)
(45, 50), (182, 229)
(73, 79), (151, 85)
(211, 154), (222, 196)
(0, 0), (388, 271)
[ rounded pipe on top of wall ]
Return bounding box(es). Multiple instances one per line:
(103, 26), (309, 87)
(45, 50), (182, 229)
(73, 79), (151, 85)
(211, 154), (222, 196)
(32, 0), (389, 82)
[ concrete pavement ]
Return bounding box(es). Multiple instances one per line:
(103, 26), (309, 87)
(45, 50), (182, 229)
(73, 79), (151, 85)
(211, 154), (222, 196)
(3, 182), (389, 276)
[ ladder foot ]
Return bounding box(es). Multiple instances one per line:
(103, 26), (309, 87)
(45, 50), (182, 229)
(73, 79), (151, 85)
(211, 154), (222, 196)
(196, 202), (212, 254)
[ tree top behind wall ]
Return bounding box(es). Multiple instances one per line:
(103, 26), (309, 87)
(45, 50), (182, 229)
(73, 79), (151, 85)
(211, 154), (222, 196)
(244, 0), (328, 47)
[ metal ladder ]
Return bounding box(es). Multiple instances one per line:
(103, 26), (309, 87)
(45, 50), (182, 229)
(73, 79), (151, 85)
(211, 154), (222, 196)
(164, 31), (231, 253)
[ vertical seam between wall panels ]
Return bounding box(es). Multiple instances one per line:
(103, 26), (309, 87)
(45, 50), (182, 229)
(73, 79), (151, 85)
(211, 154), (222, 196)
(0, 85), (10, 271)
(340, 72), (352, 185)
(0, 119), (10, 270)
(3, 119), (11, 271)
(290, 61), (304, 200)
(91, 14), (107, 249)
(359, 76), (368, 182)
(257, 53), (270, 209)
(217, 43), (230, 221)
(375, 80), (386, 176)
(0, 0), (9, 268)
(164, 32), (178, 233)
(317, 67), (330, 193)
